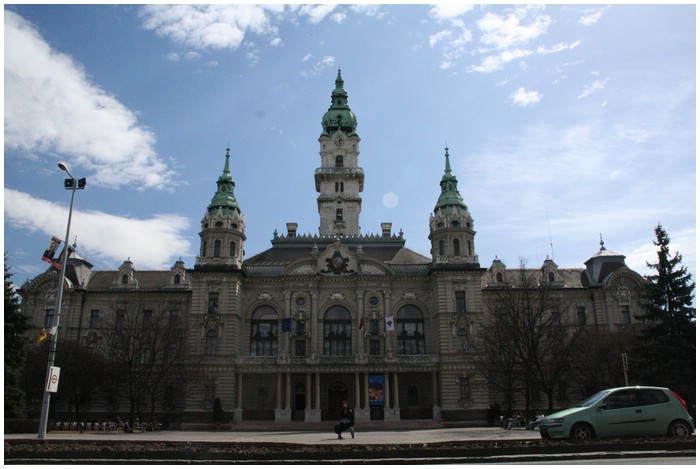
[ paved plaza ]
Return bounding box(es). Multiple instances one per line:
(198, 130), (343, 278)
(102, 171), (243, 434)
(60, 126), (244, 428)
(6, 426), (541, 445)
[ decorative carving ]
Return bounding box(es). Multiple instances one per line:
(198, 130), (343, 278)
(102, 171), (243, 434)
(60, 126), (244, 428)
(329, 290), (346, 301)
(322, 250), (355, 275)
(401, 291), (417, 300)
(256, 291), (273, 301)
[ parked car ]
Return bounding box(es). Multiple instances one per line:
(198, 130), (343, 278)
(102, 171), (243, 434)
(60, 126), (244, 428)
(539, 386), (694, 440)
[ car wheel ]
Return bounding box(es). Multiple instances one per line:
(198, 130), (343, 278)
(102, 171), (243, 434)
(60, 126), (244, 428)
(668, 420), (692, 439)
(570, 423), (595, 440)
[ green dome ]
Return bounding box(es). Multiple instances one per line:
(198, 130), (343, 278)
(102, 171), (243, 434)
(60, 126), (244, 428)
(321, 69), (358, 137)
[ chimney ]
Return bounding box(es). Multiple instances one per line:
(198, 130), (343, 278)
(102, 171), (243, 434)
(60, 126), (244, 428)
(286, 223), (298, 237)
(381, 222), (392, 237)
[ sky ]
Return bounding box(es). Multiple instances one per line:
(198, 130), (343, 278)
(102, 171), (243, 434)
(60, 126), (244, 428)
(4, 3), (696, 288)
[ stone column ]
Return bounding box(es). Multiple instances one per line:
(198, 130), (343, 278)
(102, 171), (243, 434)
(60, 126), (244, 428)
(384, 372), (400, 421)
(432, 371), (442, 420)
(234, 372), (243, 423)
(306, 372), (321, 422)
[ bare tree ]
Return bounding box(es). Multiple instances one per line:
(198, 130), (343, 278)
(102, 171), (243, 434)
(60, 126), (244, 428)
(97, 296), (191, 426)
(479, 260), (582, 415)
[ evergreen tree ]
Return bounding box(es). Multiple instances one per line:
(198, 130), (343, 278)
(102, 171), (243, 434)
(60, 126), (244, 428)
(4, 254), (31, 418)
(635, 224), (695, 408)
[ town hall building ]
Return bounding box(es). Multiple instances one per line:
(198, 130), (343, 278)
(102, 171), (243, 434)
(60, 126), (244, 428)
(20, 71), (646, 427)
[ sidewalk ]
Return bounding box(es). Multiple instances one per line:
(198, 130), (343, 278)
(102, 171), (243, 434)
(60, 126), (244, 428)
(5, 426), (541, 445)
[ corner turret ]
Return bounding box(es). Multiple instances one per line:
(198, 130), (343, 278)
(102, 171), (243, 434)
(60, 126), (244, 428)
(196, 147), (246, 270)
(429, 147), (478, 266)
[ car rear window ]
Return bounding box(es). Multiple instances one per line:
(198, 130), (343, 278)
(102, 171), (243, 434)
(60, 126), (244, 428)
(638, 389), (670, 405)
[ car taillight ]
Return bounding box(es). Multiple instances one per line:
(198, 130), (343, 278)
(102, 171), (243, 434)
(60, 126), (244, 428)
(670, 389), (688, 409)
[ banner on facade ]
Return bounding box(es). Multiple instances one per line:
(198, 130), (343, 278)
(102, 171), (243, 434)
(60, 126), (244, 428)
(368, 373), (384, 406)
(41, 236), (62, 265)
(46, 366), (61, 393)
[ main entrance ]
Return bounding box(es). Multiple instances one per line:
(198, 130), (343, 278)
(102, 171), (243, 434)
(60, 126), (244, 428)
(327, 382), (347, 420)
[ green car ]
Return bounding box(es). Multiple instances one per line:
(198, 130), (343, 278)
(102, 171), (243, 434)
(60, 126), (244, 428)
(539, 386), (694, 440)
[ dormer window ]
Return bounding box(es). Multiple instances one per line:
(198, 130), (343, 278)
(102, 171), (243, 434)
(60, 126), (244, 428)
(121, 274), (128, 285)
(174, 274), (181, 285)
(548, 272), (555, 282)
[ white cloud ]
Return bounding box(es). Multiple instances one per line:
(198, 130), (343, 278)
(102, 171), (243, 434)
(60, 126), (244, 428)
(140, 4), (278, 50)
(300, 56), (336, 77)
(4, 188), (191, 270)
(298, 4), (338, 25)
(579, 6), (611, 27)
(429, 30), (451, 47)
(537, 40), (581, 55)
(510, 87), (542, 106)
(429, 3), (475, 22)
(4, 11), (173, 190)
(578, 78), (609, 98)
(467, 48), (533, 73)
(478, 6), (551, 50)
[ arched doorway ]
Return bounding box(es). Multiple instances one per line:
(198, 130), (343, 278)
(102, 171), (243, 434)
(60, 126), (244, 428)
(327, 382), (347, 420)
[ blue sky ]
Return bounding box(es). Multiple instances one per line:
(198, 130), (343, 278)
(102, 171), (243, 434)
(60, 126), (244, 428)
(4, 4), (696, 286)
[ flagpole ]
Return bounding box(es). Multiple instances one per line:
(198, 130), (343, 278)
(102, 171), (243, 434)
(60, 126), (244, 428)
(37, 163), (84, 439)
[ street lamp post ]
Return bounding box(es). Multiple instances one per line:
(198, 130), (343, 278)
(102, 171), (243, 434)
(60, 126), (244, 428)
(37, 163), (85, 439)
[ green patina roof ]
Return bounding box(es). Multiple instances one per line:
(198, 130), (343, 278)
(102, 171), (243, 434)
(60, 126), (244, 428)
(208, 147), (240, 215)
(434, 147), (467, 214)
(321, 69), (358, 137)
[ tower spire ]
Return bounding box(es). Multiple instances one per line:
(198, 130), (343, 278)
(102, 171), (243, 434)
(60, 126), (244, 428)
(208, 147), (239, 215)
(434, 146), (467, 214)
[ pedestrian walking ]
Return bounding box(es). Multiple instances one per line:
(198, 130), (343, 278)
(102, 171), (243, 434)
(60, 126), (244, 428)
(334, 400), (355, 439)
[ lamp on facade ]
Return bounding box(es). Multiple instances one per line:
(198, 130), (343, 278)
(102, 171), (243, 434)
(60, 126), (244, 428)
(37, 163), (85, 439)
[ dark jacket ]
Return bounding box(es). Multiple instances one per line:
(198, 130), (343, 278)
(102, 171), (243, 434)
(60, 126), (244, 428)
(340, 406), (354, 425)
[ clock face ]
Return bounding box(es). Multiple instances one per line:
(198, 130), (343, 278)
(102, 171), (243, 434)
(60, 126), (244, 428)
(334, 136), (345, 146)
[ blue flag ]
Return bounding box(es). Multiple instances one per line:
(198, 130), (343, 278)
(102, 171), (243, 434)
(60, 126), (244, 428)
(281, 318), (291, 333)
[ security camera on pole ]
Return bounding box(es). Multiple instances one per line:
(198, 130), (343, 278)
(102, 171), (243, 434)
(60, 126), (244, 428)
(37, 163), (85, 439)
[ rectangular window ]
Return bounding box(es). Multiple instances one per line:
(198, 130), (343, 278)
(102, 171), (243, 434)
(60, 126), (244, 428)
(294, 339), (306, 357)
(208, 292), (219, 314)
(369, 338), (381, 356)
(142, 309), (153, 329)
(620, 305), (630, 324)
(459, 377), (471, 401)
(576, 306), (587, 326)
(455, 290), (466, 313)
(45, 308), (55, 328)
(336, 208), (343, 221)
(116, 309), (127, 329)
(89, 309), (100, 329)
(396, 320), (425, 355)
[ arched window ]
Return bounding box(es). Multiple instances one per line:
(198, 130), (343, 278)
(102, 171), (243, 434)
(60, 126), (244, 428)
(467, 240), (472, 256)
(250, 306), (278, 356)
(174, 274), (181, 285)
(438, 240), (445, 256)
(201, 241), (207, 257)
(457, 327), (468, 352)
(214, 240), (221, 257)
(323, 306), (352, 356)
(396, 305), (425, 355)
(548, 271), (555, 282)
(496, 272), (504, 283)
(453, 238), (461, 256)
(205, 329), (218, 355)
(335, 155), (343, 167)
(121, 274), (128, 284)
(229, 241), (236, 257)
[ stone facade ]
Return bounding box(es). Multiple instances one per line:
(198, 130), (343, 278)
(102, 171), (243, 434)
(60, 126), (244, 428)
(19, 71), (645, 427)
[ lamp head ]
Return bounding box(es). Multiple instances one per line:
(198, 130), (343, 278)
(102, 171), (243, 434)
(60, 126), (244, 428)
(58, 162), (69, 172)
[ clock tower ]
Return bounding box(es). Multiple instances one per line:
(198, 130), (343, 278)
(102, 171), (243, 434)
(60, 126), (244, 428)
(316, 70), (364, 237)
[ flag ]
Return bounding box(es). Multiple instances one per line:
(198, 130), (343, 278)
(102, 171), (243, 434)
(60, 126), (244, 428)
(37, 328), (47, 342)
(358, 318), (365, 330)
(41, 236), (62, 265)
(281, 318), (291, 333)
(385, 316), (395, 332)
